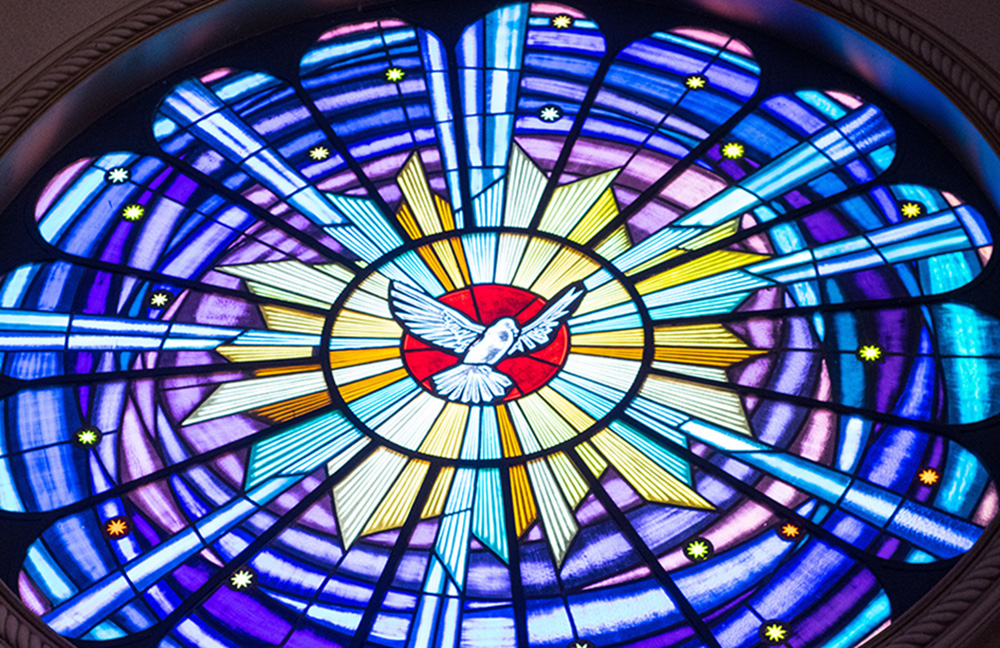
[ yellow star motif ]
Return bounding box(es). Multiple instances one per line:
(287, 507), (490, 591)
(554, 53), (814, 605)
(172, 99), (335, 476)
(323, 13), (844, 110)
(762, 622), (788, 642)
(551, 14), (573, 29)
(901, 202), (923, 218)
(230, 569), (255, 589)
(76, 429), (99, 446)
(779, 523), (800, 539)
(385, 67), (406, 83)
(919, 468), (940, 485)
(721, 142), (745, 159)
(149, 291), (171, 308)
(685, 75), (707, 90)
(685, 539), (711, 561)
(121, 204), (145, 221)
(105, 518), (129, 537)
(858, 344), (883, 362)
(309, 146), (331, 161)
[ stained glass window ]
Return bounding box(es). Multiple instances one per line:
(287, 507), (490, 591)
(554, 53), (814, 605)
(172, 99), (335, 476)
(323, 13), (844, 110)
(1, 2), (998, 648)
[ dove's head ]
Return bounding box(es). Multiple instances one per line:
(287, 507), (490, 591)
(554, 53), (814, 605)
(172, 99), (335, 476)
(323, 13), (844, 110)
(492, 317), (519, 342)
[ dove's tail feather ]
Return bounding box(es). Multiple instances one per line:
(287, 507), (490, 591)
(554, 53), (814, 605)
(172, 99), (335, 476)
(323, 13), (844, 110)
(432, 364), (513, 404)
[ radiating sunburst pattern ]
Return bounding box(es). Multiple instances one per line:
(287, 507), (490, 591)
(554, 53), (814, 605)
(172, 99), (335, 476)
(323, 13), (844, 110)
(2, 4), (999, 648)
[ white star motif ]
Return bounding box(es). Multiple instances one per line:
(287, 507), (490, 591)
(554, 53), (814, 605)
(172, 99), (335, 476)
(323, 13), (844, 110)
(539, 105), (563, 122)
(230, 569), (255, 589)
(106, 167), (130, 184)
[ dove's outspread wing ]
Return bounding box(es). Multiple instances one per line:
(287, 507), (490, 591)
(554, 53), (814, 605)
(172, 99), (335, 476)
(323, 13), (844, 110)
(389, 281), (485, 353)
(509, 283), (585, 355)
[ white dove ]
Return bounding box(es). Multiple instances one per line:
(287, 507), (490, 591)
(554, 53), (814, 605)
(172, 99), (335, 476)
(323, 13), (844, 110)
(389, 281), (586, 404)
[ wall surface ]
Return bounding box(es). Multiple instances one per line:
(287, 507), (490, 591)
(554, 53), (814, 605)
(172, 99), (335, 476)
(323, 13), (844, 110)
(1, 0), (999, 93)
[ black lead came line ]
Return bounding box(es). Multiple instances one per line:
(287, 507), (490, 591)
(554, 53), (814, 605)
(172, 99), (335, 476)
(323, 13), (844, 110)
(525, 44), (616, 234)
(6, 401), (345, 537)
(348, 462), (439, 648)
(292, 30), (420, 248)
(573, 48), (765, 248)
(146, 441), (381, 646)
(562, 447), (725, 648)
(617, 409), (942, 574)
(156, 145), (366, 275)
(501, 461), (531, 648)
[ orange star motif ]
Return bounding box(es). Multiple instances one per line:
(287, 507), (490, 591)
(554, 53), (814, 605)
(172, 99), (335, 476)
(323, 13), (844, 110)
(779, 523), (800, 539)
(105, 518), (129, 537)
(919, 468), (940, 485)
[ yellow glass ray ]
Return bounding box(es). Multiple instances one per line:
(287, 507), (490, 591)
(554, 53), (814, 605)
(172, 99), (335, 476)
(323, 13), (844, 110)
(537, 387), (594, 433)
(575, 279), (631, 316)
(396, 202), (422, 240)
(329, 347), (400, 369)
(333, 310), (402, 338)
(260, 304), (326, 334)
(594, 225), (631, 259)
(654, 323), (754, 348)
(654, 347), (766, 367)
(338, 368), (410, 403)
(575, 440), (608, 477)
(416, 245), (456, 292)
(497, 405), (523, 457)
(679, 220), (740, 251)
(571, 329), (644, 348)
(216, 345), (314, 363)
(568, 187), (619, 245)
(251, 391), (331, 423)
(547, 452), (588, 508)
(511, 237), (561, 289)
(422, 466), (456, 519)
(418, 403), (470, 460)
(591, 430), (714, 509)
(398, 153), (448, 236)
(573, 347), (644, 360)
(509, 464), (537, 537)
(430, 239), (468, 290)
(362, 459), (431, 536)
(636, 250), (770, 294)
(641, 375), (752, 436)
(504, 144), (548, 228)
(334, 447), (408, 549)
(517, 393), (579, 446)
(539, 168), (618, 237)
(532, 248), (600, 299)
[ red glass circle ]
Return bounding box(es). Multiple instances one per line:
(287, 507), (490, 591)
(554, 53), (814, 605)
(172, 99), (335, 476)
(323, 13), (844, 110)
(400, 284), (569, 401)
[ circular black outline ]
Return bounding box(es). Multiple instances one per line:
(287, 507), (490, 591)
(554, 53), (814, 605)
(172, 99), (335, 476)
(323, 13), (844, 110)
(320, 227), (655, 467)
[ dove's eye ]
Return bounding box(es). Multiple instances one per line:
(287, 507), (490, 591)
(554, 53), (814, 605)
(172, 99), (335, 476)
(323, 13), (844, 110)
(499, 331), (510, 340)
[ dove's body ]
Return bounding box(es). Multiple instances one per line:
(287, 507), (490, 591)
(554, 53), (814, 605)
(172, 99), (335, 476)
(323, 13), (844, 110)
(389, 281), (584, 404)
(463, 318), (519, 365)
